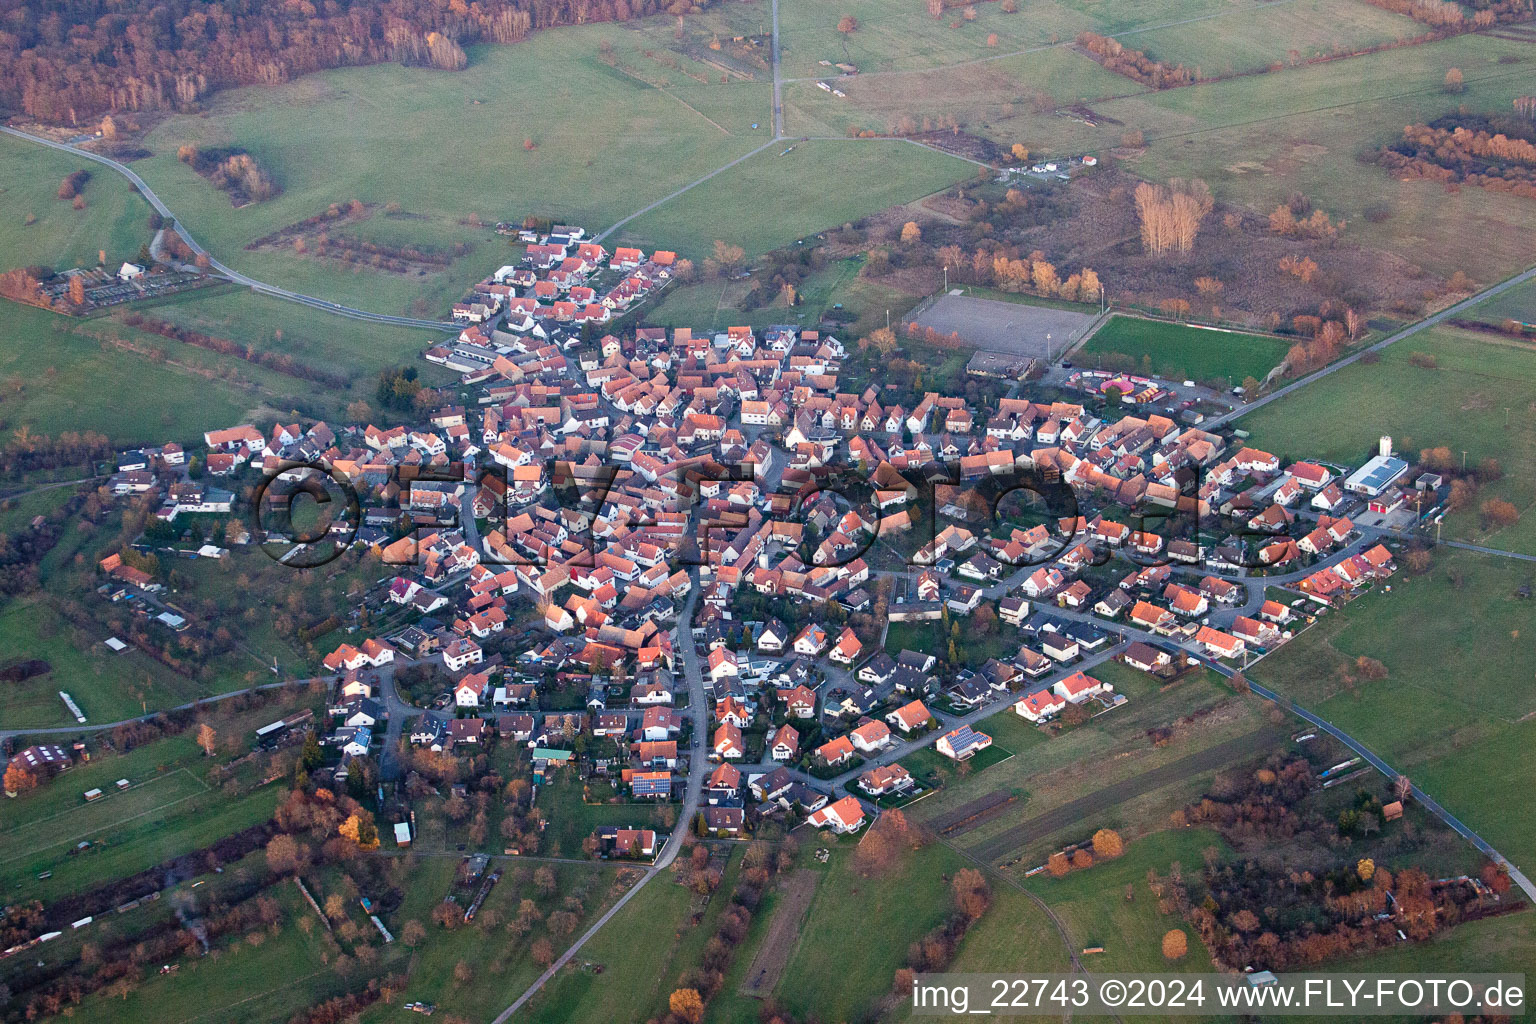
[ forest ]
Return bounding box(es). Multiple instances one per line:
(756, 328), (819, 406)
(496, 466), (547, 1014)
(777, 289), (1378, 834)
(0, 0), (699, 124)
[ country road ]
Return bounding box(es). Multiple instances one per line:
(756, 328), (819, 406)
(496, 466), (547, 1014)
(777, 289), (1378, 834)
(0, 125), (461, 331)
(1208, 262), (1536, 430)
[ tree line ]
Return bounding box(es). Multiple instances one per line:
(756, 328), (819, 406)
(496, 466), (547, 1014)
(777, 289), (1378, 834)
(2, 0), (698, 125)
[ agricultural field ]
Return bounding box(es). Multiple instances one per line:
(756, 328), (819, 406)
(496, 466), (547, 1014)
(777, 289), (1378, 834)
(1465, 275), (1536, 326)
(1022, 827), (1229, 974)
(0, 303), (274, 445)
(1241, 325), (1536, 552)
(642, 255), (870, 332)
(614, 138), (975, 260)
(1125, 0), (1427, 78)
(1078, 315), (1291, 384)
(117, 288), (448, 393)
(517, 849), (744, 1024)
(1113, 32), (1536, 283)
(1254, 547), (1536, 872)
(0, 596), (210, 730)
(0, 689), (321, 902)
(125, 27), (773, 315)
(0, 133), (153, 272)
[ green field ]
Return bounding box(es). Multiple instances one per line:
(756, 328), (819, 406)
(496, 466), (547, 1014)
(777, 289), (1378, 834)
(0, 745), (283, 903)
(1024, 827), (1228, 973)
(0, 596), (216, 729)
(775, 838), (970, 1021)
(1128, 0), (1426, 77)
(0, 134), (152, 271)
(1465, 276), (1536, 325)
(1255, 548), (1536, 872)
(1241, 325), (1536, 552)
(0, 303), (281, 444)
(616, 138), (974, 260)
(125, 287), (446, 385)
(124, 27), (771, 315)
(1079, 315), (1290, 383)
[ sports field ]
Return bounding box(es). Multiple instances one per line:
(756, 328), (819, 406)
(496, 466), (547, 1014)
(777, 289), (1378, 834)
(1241, 325), (1536, 552)
(1079, 315), (1290, 383)
(911, 293), (1098, 359)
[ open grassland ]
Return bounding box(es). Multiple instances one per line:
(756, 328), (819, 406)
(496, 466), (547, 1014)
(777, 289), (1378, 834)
(1111, 32), (1536, 282)
(1127, 0), (1426, 77)
(1241, 326), (1536, 552)
(63, 882), (355, 1024)
(0, 596), (209, 729)
(124, 287), (446, 384)
(130, 27), (770, 314)
(1024, 827), (1229, 973)
(1467, 275), (1536, 325)
(0, 303), (270, 444)
(0, 134), (151, 271)
(773, 838), (967, 1022)
(0, 760), (281, 905)
(616, 138), (975, 259)
(1078, 315), (1290, 382)
(516, 849), (745, 1024)
(781, 46), (1140, 142)
(644, 254), (870, 332)
(1255, 549), (1536, 870)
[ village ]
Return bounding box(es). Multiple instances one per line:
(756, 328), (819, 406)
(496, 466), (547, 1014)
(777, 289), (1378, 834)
(15, 220), (1441, 882)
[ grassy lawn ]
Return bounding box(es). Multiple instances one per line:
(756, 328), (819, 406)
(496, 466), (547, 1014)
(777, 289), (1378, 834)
(1240, 325), (1536, 552)
(1079, 314), (1290, 384)
(1128, 0), (1426, 77)
(1024, 827), (1229, 973)
(1254, 547), (1536, 872)
(616, 138), (975, 260)
(536, 772), (672, 859)
(775, 838), (968, 1022)
(121, 287), (446, 385)
(0, 133), (152, 271)
(514, 866), (693, 1024)
(643, 255), (867, 333)
(516, 848), (744, 1024)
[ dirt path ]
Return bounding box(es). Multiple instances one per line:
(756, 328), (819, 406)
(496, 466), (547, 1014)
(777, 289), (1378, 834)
(738, 868), (818, 998)
(967, 728), (1282, 865)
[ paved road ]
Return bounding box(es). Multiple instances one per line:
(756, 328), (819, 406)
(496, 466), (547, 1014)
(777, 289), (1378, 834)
(491, 580), (708, 1023)
(0, 125), (460, 331)
(1192, 662), (1536, 903)
(1209, 262), (1536, 430)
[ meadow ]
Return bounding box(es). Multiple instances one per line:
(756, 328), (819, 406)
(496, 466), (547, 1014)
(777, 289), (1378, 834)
(773, 837), (969, 1022)
(1126, 0), (1426, 77)
(1254, 547), (1536, 872)
(0, 691), (317, 902)
(614, 138), (975, 260)
(1240, 325), (1536, 552)
(126, 27), (773, 315)
(1078, 315), (1290, 383)
(0, 133), (152, 271)
(0, 303), (275, 444)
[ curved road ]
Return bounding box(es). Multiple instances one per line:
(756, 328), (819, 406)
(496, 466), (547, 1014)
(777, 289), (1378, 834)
(0, 125), (460, 331)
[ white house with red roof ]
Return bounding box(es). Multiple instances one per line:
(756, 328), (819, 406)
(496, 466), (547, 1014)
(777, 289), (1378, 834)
(1053, 670), (1110, 704)
(1015, 689), (1067, 722)
(806, 795), (866, 833)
